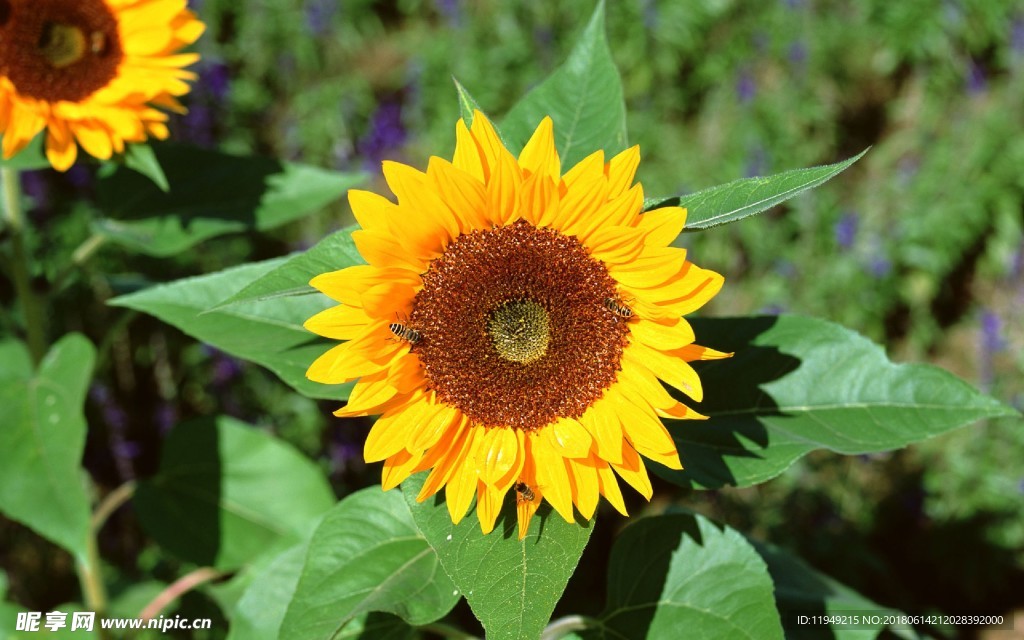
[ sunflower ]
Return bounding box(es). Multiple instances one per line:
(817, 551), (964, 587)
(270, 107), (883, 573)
(305, 112), (729, 539)
(0, 0), (204, 171)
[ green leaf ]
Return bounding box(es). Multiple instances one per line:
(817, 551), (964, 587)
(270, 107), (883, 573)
(0, 335), (95, 562)
(644, 149), (868, 230)
(134, 416), (334, 570)
(94, 144), (364, 257)
(402, 472), (593, 640)
(226, 541), (418, 640)
(502, 0), (627, 167)
(453, 77), (485, 129)
(0, 134), (50, 170)
(109, 257), (351, 400)
(584, 511), (782, 640)
(280, 487), (459, 639)
(212, 226), (364, 310)
(122, 144), (169, 192)
(752, 541), (907, 640)
(659, 315), (1020, 489)
(226, 543), (307, 640)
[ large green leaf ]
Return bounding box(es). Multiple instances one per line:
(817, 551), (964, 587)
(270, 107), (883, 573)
(582, 512), (783, 640)
(402, 472), (593, 640)
(110, 258), (350, 400)
(0, 335), (95, 562)
(280, 488), (458, 639)
(134, 416), (334, 570)
(644, 149), (868, 230)
(212, 226), (364, 309)
(752, 541), (907, 640)
(94, 143), (364, 256)
(660, 315), (1019, 489)
(502, 0), (627, 167)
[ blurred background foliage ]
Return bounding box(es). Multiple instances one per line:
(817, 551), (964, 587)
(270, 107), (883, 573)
(2, 0), (1023, 636)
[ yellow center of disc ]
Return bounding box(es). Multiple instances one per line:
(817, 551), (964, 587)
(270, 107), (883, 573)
(487, 299), (550, 365)
(38, 22), (88, 68)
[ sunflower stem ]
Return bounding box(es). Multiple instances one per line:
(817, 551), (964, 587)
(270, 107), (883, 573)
(540, 615), (597, 640)
(1, 167), (47, 363)
(138, 567), (224, 621)
(53, 233), (108, 293)
(91, 481), (136, 532)
(76, 532), (109, 632)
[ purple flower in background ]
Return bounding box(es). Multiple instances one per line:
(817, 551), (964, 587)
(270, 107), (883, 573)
(1012, 17), (1024, 55)
(774, 259), (797, 279)
(435, 0), (462, 27)
(761, 304), (786, 315)
(783, 0), (805, 9)
(174, 61), (231, 146)
(19, 171), (50, 215)
(834, 212), (858, 249)
(744, 145), (767, 177)
(788, 41), (808, 69)
(868, 256), (891, 279)
(641, 0), (658, 30)
(736, 68), (756, 104)
(305, 0), (339, 37)
(965, 59), (987, 95)
(358, 101), (407, 170)
(1011, 240), (1024, 279)
(90, 383), (136, 481)
(1018, 477), (1024, 495)
(980, 310), (1005, 354)
(154, 403), (178, 436)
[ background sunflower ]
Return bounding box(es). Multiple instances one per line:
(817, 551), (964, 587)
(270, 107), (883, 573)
(0, 0), (204, 170)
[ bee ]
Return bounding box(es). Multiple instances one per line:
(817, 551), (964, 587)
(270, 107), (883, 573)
(90, 31), (108, 55)
(514, 482), (536, 503)
(603, 297), (634, 319)
(388, 321), (421, 345)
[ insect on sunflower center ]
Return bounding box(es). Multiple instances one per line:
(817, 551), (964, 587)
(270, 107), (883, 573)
(487, 299), (551, 365)
(38, 22), (89, 68)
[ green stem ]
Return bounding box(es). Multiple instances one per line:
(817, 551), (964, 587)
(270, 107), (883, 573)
(138, 568), (224, 621)
(52, 233), (108, 294)
(1, 167), (47, 363)
(540, 615), (597, 640)
(77, 533), (109, 620)
(91, 481), (136, 532)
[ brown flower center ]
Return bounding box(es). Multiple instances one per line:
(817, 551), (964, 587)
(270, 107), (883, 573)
(410, 220), (631, 431)
(0, 0), (123, 102)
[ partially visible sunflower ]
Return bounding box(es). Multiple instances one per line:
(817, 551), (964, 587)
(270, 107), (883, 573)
(0, 0), (204, 171)
(306, 111), (730, 539)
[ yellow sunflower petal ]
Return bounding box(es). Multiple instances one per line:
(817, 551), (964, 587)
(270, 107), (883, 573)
(596, 460), (628, 516)
(453, 118), (485, 182)
(579, 400), (624, 465)
(303, 305), (372, 341)
(532, 435), (575, 523)
(611, 443), (654, 500)
(364, 394), (429, 462)
(541, 417), (593, 459)
(605, 145), (641, 197)
(475, 427), (521, 486)
(638, 207), (688, 247)
(382, 448), (424, 491)
(567, 457), (600, 520)
(518, 116), (561, 181)
(476, 482), (505, 535)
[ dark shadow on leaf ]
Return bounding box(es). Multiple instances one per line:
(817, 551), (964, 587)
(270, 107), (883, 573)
(97, 143), (285, 228)
(599, 512), (705, 640)
(133, 416), (223, 565)
(658, 316), (801, 489)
